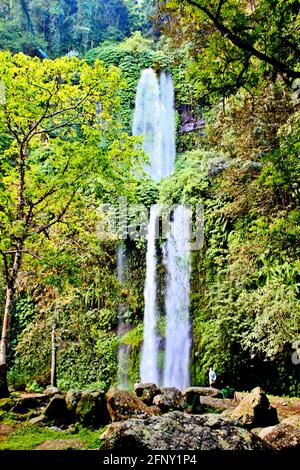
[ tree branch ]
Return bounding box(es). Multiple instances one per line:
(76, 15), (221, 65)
(184, 0), (300, 79)
(5, 250), (40, 260)
(34, 189), (79, 235)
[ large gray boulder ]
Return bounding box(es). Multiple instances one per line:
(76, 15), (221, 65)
(105, 388), (160, 422)
(153, 388), (185, 412)
(101, 411), (272, 450)
(134, 383), (160, 406)
(231, 387), (278, 428)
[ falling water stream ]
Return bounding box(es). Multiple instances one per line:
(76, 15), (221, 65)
(133, 68), (192, 388)
(159, 71), (176, 178)
(163, 206), (192, 389)
(133, 68), (175, 181)
(140, 205), (160, 384)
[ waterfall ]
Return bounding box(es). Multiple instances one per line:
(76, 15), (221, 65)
(163, 205), (192, 389)
(134, 69), (192, 389)
(159, 72), (176, 178)
(133, 68), (175, 181)
(116, 245), (130, 389)
(140, 205), (159, 384)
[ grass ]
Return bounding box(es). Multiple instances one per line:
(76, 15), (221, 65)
(0, 423), (104, 450)
(0, 410), (19, 426)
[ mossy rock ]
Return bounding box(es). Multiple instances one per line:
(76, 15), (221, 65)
(12, 395), (49, 414)
(44, 394), (69, 425)
(76, 391), (109, 428)
(0, 398), (14, 412)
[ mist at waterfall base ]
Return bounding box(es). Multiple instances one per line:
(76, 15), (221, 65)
(131, 68), (192, 389)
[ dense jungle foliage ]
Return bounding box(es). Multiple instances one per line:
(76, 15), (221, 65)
(0, 0), (299, 397)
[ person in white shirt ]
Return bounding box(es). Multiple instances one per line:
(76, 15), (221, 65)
(209, 367), (217, 388)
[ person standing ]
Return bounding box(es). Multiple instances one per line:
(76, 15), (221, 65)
(209, 367), (217, 388)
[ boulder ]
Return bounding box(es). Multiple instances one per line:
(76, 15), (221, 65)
(231, 387), (278, 428)
(153, 388), (185, 412)
(101, 411), (272, 450)
(183, 387), (222, 401)
(44, 394), (69, 424)
(280, 415), (300, 429)
(105, 389), (159, 422)
(45, 387), (60, 396)
(259, 422), (300, 450)
(66, 391), (82, 413)
(0, 398), (14, 412)
(29, 415), (46, 425)
(76, 391), (108, 428)
(183, 387), (223, 411)
(134, 383), (160, 405)
(11, 394), (49, 414)
(198, 396), (237, 414)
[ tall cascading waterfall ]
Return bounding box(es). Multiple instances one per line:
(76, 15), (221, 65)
(163, 206), (192, 389)
(134, 68), (192, 388)
(133, 68), (176, 181)
(116, 245), (131, 389)
(140, 205), (160, 384)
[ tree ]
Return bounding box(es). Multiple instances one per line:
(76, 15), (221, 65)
(0, 52), (138, 396)
(156, 0), (300, 98)
(0, 0), (137, 56)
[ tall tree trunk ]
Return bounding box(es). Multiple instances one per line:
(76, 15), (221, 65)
(0, 285), (14, 398)
(51, 323), (57, 388)
(0, 247), (23, 398)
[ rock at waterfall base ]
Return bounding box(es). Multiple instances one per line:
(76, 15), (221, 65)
(105, 389), (160, 422)
(258, 416), (300, 450)
(44, 394), (69, 424)
(75, 391), (108, 428)
(231, 387), (278, 428)
(101, 411), (272, 450)
(134, 383), (160, 405)
(153, 388), (185, 412)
